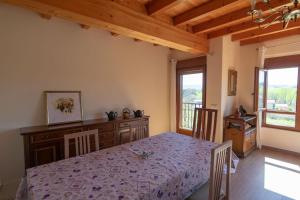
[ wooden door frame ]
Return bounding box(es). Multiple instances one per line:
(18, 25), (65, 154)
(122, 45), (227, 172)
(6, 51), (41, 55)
(176, 57), (207, 135)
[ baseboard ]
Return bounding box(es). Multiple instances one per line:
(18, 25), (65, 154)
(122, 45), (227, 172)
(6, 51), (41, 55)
(262, 145), (300, 157)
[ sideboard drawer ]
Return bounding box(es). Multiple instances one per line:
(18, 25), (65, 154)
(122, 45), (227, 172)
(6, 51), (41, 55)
(30, 128), (83, 144)
(88, 123), (114, 132)
(99, 131), (114, 141)
(119, 121), (140, 128)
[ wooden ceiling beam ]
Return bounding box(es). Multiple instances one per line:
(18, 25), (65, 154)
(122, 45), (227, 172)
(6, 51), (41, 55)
(173, 0), (244, 26)
(232, 20), (300, 41)
(3, 0), (208, 54)
(240, 28), (300, 45)
(208, 13), (281, 39)
(146, 0), (178, 15)
(193, 0), (291, 33)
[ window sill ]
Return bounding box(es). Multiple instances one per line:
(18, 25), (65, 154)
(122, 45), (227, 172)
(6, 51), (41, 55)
(262, 124), (300, 132)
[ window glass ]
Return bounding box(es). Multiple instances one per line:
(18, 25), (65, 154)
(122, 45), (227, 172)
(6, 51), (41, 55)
(266, 113), (295, 128)
(267, 68), (298, 112)
(180, 73), (203, 130)
(265, 67), (298, 128)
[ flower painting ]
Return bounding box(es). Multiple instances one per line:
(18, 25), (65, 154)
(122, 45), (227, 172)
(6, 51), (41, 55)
(45, 91), (83, 125)
(56, 98), (74, 113)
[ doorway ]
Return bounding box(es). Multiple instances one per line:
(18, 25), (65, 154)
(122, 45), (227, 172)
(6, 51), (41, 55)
(176, 57), (206, 135)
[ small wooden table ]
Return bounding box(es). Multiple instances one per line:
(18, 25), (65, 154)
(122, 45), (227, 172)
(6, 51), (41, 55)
(223, 114), (257, 158)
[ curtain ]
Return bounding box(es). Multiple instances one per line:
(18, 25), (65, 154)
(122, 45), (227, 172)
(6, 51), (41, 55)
(255, 46), (266, 149)
(170, 58), (177, 132)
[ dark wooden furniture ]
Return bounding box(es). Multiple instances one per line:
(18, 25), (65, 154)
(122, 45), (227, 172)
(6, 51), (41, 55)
(223, 114), (257, 158)
(187, 140), (232, 200)
(192, 108), (218, 142)
(20, 116), (149, 169)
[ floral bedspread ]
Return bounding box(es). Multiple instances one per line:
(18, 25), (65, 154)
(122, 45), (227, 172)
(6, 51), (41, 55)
(26, 132), (217, 200)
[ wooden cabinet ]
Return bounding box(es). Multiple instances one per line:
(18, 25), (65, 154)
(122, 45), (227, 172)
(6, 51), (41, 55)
(118, 117), (149, 144)
(223, 114), (257, 158)
(21, 116), (149, 169)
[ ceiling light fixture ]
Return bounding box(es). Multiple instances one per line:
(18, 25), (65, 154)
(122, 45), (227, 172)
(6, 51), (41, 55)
(248, 0), (300, 29)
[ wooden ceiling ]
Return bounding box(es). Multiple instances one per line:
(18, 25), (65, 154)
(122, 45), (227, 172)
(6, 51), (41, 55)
(2, 0), (300, 54)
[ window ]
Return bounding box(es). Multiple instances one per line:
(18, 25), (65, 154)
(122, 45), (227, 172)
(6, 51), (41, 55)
(257, 54), (300, 131)
(265, 67), (298, 128)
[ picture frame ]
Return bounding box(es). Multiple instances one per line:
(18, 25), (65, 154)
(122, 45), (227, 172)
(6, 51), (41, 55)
(45, 91), (83, 125)
(228, 69), (237, 96)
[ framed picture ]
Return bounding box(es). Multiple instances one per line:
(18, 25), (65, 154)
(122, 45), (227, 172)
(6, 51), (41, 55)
(228, 69), (237, 96)
(45, 91), (83, 125)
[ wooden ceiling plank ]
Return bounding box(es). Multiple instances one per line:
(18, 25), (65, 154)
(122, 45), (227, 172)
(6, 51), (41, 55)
(240, 28), (300, 45)
(232, 20), (300, 41)
(208, 13), (281, 39)
(3, 0), (208, 54)
(173, 0), (244, 26)
(146, 0), (178, 15)
(193, 0), (291, 33)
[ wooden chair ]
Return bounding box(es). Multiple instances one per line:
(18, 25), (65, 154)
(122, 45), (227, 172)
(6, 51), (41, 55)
(64, 129), (99, 158)
(192, 108), (218, 142)
(187, 140), (232, 200)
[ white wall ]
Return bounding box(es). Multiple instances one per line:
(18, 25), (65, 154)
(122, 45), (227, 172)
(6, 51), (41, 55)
(0, 3), (170, 192)
(237, 44), (259, 112)
(264, 35), (300, 58)
(206, 37), (224, 143)
(222, 36), (240, 117)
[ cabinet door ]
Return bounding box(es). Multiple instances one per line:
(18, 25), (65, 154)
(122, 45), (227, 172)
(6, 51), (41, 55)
(99, 131), (115, 149)
(31, 142), (60, 167)
(87, 124), (115, 149)
(118, 129), (132, 144)
(243, 131), (256, 153)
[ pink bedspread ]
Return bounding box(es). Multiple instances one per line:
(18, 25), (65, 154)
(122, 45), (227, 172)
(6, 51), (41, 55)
(26, 132), (217, 200)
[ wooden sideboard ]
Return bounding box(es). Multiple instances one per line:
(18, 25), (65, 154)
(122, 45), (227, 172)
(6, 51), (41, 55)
(223, 114), (257, 158)
(20, 116), (149, 169)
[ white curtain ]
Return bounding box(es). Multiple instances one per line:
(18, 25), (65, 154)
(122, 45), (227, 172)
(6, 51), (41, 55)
(170, 59), (177, 132)
(256, 46), (266, 68)
(255, 46), (266, 149)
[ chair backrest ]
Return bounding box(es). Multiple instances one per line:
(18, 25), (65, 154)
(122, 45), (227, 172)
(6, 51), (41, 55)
(192, 108), (218, 142)
(64, 129), (99, 158)
(209, 140), (232, 200)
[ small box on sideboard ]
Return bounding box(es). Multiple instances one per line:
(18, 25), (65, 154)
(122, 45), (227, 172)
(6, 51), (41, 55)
(223, 114), (257, 158)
